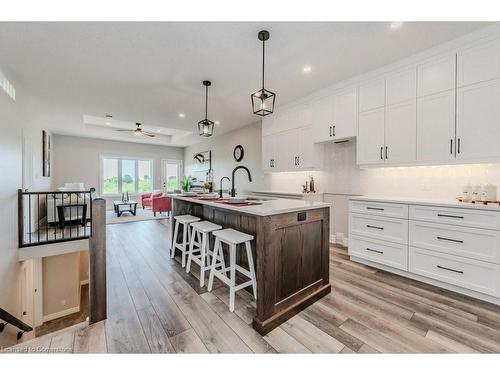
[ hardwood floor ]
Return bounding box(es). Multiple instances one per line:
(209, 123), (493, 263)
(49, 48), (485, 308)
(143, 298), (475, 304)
(5, 219), (500, 353)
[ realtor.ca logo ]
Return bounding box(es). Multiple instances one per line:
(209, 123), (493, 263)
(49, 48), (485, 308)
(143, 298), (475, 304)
(0, 70), (16, 101)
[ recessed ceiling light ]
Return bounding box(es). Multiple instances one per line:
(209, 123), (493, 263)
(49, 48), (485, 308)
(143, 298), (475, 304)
(178, 113), (185, 118)
(157, 130), (161, 133)
(215, 121), (221, 125)
(105, 121), (111, 125)
(303, 66), (312, 73)
(390, 22), (404, 30)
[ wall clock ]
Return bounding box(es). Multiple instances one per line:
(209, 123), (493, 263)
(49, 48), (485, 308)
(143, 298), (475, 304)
(233, 145), (244, 162)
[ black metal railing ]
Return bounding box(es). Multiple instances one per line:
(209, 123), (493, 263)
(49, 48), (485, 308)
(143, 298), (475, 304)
(0, 307), (33, 340)
(18, 189), (95, 248)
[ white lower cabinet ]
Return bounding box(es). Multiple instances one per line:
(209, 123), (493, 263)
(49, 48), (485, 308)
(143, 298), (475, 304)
(349, 198), (500, 304)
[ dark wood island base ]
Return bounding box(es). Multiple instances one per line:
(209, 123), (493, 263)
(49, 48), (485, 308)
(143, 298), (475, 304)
(171, 197), (331, 335)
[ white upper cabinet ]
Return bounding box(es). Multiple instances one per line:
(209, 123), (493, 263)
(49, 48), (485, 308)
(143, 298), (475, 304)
(385, 100), (417, 164)
(298, 126), (321, 169)
(417, 90), (456, 163)
(262, 104), (311, 136)
(457, 78), (500, 160)
(359, 79), (385, 112)
(262, 135), (277, 171)
(357, 107), (385, 165)
(386, 67), (417, 105)
(261, 115), (275, 137)
(457, 38), (500, 87)
(417, 54), (456, 97)
(313, 86), (357, 143)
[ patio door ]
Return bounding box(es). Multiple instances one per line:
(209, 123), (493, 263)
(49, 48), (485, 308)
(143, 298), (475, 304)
(160, 159), (183, 192)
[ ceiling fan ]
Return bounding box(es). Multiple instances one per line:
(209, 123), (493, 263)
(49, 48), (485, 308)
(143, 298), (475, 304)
(116, 123), (156, 137)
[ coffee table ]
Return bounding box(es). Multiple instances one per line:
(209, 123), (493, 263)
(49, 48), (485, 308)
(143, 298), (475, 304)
(113, 200), (138, 217)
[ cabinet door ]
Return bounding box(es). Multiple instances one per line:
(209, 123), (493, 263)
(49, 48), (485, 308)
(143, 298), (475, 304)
(261, 115), (275, 137)
(416, 90), (456, 162)
(458, 38), (500, 87)
(261, 135), (275, 171)
(279, 130), (299, 170)
(417, 54), (456, 97)
(359, 78), (385, 112)
(312, 95), (334, 143)
(332, 87), (357, 140)
(457, 78), (500, 160)
(386, 67), (417, 105)
(357, 107), (385, 165)
(385, 100), (417, 164)
(298, 127), (315, 169)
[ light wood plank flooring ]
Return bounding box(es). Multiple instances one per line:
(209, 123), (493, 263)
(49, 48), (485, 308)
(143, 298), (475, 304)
(5, 219), (500, 353)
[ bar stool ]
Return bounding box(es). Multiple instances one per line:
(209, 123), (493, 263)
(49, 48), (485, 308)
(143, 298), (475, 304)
(186, 221), (223, 287)
(208, 228), (257, 312)
(171, 214), (200, 267)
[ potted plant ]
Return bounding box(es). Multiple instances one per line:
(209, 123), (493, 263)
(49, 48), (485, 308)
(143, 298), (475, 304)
(181, 175), (192, 192)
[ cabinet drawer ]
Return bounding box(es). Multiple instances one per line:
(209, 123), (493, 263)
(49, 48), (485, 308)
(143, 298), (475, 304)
(350, 200), (408, 219)
(349, 235), (408, 271)
(409, 247), (500, 297)
(409, 221), (500, 264)
(409, 205), (500, 230)
(350, 213), (408, 244)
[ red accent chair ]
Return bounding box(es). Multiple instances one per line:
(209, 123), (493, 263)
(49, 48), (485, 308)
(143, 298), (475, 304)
(141, 192), (163, 209)
(141, 192), (172, 217)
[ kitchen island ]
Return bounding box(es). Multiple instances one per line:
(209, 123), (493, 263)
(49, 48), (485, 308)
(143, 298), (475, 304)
(170, 194), (331, 335)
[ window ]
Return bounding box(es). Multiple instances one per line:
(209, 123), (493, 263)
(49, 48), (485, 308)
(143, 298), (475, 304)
(161, 159), (183, 192)
(101, 157), (153, 195)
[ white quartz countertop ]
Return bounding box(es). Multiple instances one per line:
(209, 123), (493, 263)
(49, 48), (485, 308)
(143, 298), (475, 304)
(169, 194), (331, 216)
(350, 195), (500, 211)
(251, 190), (323, 197)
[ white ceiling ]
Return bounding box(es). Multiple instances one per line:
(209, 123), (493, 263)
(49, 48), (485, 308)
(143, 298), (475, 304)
(0, 22), (491, 147)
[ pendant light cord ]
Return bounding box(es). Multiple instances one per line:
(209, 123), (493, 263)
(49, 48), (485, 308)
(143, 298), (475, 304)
(262, 38), (265, 90)
(205, 84), (208, 119)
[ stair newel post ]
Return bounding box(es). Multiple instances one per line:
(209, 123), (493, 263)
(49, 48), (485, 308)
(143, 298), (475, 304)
(89, 198), (107, 324)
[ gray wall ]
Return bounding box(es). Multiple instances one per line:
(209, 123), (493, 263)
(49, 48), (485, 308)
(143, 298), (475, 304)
(183, 122), (263, 195)
(53, 135), (184, 207)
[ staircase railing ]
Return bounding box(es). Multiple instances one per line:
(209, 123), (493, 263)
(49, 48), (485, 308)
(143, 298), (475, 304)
(0, 307), (33, 340)
(18, 188), (95, 248)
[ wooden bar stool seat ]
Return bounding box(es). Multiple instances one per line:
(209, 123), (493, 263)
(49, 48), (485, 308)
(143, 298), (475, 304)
(186, 221), (223, 287)
(171, 214), (200, 267)
(208, 228), (257, 312)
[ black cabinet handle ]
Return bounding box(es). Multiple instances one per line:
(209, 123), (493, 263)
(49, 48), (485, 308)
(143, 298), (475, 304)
(437, 265), (464, 274)
(385, 146), (388, 159)
(380, 146), (383, 160)
(366, 225), (384, 230)
(367, 207), (384, 211)
(437, 236), (464, 244)
(437, 214), (464, 219)
(366, 247), (384, 254)
(297, 156), (300, 166)
(332, 125), (336, 137)
(450, 139), (453, 154)
(329, 126), (332, 137)
(458, 138), (461, 154)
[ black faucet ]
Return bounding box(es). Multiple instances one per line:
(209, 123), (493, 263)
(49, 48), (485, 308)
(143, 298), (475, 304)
(219, 176), (231, 198)
(230, 166), (252, 197)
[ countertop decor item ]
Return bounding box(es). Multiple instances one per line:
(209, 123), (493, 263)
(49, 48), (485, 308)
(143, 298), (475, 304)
(233, 144), (244, 162)
(251, 30), (276, 117)
(198, 80), (214, 137)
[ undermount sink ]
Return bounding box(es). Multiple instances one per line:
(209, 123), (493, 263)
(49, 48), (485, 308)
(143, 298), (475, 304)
(244, 195), (275, 201)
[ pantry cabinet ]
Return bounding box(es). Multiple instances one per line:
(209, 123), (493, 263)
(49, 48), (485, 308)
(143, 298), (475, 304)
(313, 86), (357, 143)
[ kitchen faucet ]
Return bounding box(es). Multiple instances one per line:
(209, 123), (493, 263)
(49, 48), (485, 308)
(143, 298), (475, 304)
(219, 176), (231, 198)
(230, 166), (252, 197)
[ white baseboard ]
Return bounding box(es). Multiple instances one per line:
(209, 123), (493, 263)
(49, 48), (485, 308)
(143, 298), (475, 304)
(42, 305), (80, 323)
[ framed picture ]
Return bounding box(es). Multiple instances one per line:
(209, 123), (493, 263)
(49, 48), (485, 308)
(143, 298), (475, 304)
(42, 130), (51, 177)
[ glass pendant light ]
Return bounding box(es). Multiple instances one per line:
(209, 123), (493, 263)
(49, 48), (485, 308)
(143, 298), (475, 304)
(251, 30), (276, 116)
(198, 80), (214, 137)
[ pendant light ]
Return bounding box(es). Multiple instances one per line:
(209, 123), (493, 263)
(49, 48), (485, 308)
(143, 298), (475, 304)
(251, 30), (276, 116)
(198, 80), (214, 137)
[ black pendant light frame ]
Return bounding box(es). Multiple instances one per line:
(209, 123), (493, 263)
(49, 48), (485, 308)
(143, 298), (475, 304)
(198, 80), (214, 137)
(251, 30), (276, 117)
